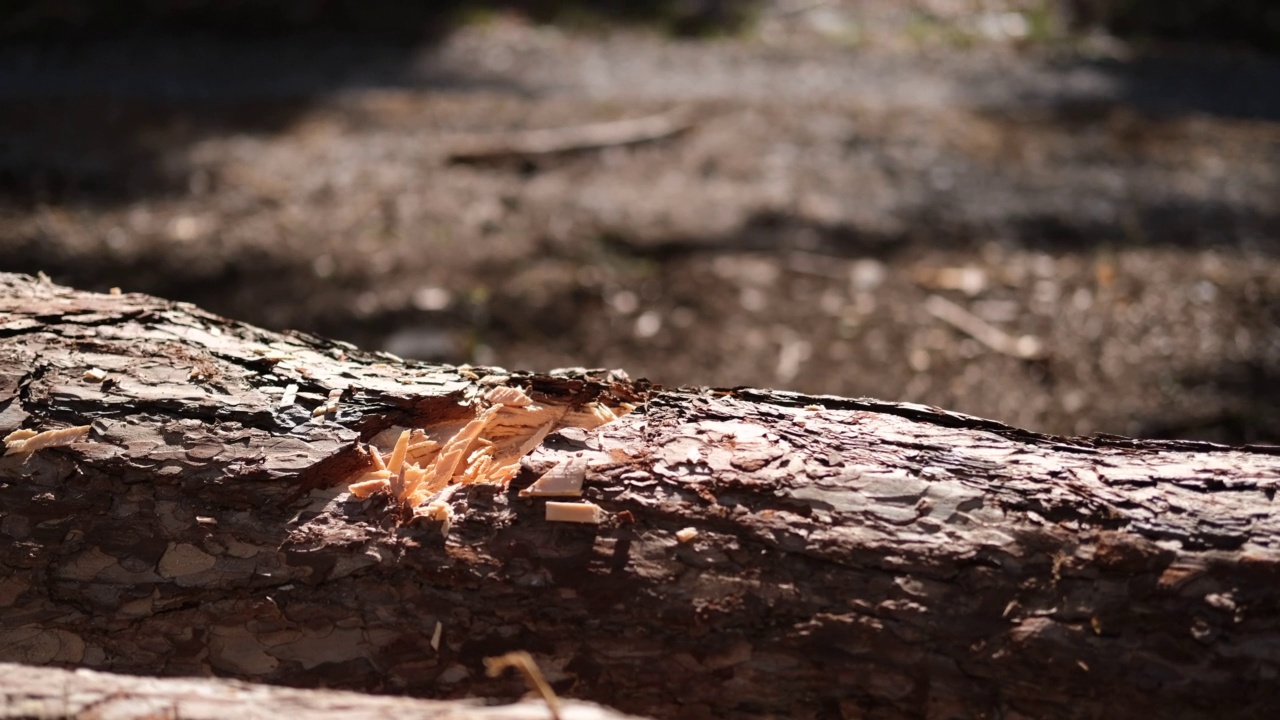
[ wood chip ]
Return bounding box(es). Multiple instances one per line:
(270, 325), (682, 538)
(405, 439), (441, 466)
(368, 445), (386, 472)
(485, 385), (533, 406)
(387, 430), (411, 476)
(545, 501), (604, 524)
(675, 527), (699, 543)
(349, 477), (391, 499)
(4, 425), (92, 456)
(324, 388), (342, 415)
(83, 367), (107, 382)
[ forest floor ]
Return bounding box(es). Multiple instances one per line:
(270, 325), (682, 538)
(2, 2), (1278, 443)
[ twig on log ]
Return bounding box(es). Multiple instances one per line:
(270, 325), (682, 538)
(925, 293), (1045, 359)
(446, 107), (697, 163)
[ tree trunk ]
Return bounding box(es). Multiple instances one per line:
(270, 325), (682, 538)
(1, 272), (1278, 719)
(0, 661), (641, 720)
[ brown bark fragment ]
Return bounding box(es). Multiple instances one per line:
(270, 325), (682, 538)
(2, 273), (1279, 719)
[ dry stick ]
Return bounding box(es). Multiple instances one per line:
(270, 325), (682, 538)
(485, 651), (563, 720)
(924, 294), (1045, 360)
(446, 107), (697, 163)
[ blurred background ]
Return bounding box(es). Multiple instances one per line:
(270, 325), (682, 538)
(1, 0), (1278, 443)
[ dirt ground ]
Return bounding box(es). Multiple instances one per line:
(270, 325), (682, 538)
(2, 2), (1278, 444)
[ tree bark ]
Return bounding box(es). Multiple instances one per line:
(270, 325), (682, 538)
(1, 272), (1278, 719)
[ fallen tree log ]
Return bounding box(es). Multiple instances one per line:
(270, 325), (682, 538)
(1, 272), (1278, 719)
(0, 661), (641, 720)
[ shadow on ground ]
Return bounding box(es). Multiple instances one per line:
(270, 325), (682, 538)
(0, 0), (755, 206)
(1, 5), (1278, 444)
(1028, 54), (1280, 122)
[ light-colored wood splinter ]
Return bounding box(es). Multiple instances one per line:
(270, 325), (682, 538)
(485, 651), (562, 720)
(545, 501), (605, 524)
(4, 425), (92, 457)
(485, 385), (534, 406)
(431, 621), (443, 651)
(676, 527), (700, 543)
(349, 475), (391, 499)
(345, 383), (633, 509)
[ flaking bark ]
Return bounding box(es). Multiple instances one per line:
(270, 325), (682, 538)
(1, 272), (1278, 719)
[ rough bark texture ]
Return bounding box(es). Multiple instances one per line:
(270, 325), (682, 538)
(1, 272), (1279, 719)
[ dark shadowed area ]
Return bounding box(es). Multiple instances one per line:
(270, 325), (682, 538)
(1, 0), (1278, 443)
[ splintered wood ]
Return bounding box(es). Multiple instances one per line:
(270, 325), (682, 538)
(346, 385), (628, 510)
(3, 425), (92, 457)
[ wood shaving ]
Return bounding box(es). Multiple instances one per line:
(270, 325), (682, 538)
(84, 368), (107, 383)
(545, 501), (604, 524)
(4, 425), (92, 457)
(485, 385), (533, 406)
(4, 429), (38, 444)
(405, 439), (440, 466)
(323, 388), (342, 415)
(387, 430), (411, 475)
(559, 402), (626, 430)
(369, 445), (386, 472)
(415, 404), (503, 502)
(345, 384), (633, 511)
(675, 527), (699, 543)
(349, 476), (391, 499)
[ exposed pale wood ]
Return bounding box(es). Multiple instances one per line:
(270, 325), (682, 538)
(1, 272), (1279, 719)
(0, 662), (644, 720)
